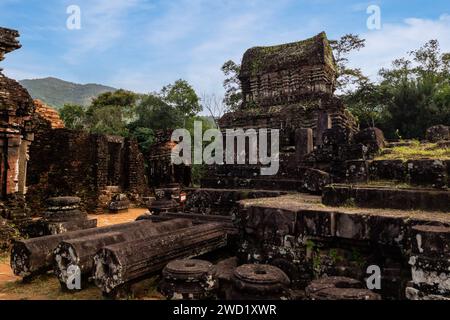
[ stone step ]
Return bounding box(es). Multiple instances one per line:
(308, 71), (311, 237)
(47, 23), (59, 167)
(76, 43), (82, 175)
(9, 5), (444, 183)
(201, 167), (331, 194)
(322, 184), (450, 212)
(336, 159), (449, 189)
(200, 177), (319, 193)
(368, 159), (449, 189)
(183, 188), (288, 215)
(239, 193), (450, 247)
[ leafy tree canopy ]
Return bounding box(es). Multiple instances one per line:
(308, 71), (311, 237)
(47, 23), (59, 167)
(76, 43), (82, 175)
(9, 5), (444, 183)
(221, 60), (242, 112)
(59, 103), (86, 130)
(345, 39), (450, 139)
(161, 79), (202, 117)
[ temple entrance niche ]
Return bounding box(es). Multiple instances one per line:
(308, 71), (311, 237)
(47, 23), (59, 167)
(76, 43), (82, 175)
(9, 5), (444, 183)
(106, 139), (124, 187)
(316, 111), (331, 146)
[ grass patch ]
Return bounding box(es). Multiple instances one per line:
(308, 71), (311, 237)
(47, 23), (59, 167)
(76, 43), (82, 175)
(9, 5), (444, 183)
(376, 140), (450, 160)
(0, 273), (104, 300)
(0, 269), (163, 300)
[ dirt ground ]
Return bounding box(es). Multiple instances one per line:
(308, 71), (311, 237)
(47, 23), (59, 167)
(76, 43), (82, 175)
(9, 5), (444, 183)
(0, 208), (164, 300)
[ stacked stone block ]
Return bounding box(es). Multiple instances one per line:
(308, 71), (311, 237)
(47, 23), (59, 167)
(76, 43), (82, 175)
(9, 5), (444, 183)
(406, 225), (450, 300)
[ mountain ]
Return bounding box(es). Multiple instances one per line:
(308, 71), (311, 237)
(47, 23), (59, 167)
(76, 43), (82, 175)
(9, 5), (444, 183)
(19, 77), (117, 109)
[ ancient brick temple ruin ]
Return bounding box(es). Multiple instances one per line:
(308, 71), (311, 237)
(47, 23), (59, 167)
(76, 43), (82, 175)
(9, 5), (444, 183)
(26, 124), (148, 213)
(3, 28), (450, 301)
(202, 32), (358, 192)
(187, 32), (450, 300)
(0, 28), (35, 223)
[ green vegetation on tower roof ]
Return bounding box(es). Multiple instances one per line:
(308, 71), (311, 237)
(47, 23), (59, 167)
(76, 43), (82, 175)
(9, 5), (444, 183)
(240, 32), (335, 77)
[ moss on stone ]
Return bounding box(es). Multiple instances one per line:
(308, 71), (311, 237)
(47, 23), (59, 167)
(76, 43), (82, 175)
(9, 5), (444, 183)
(376, 140), (450, 160)
(240, 32), (335, 78)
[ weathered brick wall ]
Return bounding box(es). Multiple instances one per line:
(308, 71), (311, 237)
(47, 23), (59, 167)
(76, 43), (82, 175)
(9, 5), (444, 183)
(26, 122), (148, 213)
(0, 28), (35, 228)
(0, 27), (21, 64)
(146, 130), (191, 187)
(219, 95), (356, 144)
(27, 127), (98, 213)
(239, 32), (337, 107)
(205, 33), (358, 192)
(124, 138), (148, 196)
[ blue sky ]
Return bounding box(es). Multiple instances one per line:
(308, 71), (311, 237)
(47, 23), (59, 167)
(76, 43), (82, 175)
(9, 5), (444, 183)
(1, 0), (449, 97)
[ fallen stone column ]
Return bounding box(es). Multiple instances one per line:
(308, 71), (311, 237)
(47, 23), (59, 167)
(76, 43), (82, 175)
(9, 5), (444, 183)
(53, 218), (192, 288)
(93, 223), (228, 294)
(11, 219), (189, 279)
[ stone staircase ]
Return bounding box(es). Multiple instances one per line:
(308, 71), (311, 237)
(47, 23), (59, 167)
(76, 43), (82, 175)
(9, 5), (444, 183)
(322, 184), (450, 212)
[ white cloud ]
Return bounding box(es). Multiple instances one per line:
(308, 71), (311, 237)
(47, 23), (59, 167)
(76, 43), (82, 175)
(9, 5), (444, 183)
(61, 2), (450, 104)
(62, 0), (147, 64)
(3, 67), (42, 81)
(349, 14), (450, 80)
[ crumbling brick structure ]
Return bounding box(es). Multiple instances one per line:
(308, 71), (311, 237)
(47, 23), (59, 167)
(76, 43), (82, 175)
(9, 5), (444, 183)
(240, 31), (336, 106)
(26, 124), (148, 213)
(202, 32), (358, 191)
(147, 130), (191, 187)
(223, 32), (356, 141)
(33, 99), (65, 129)
(0, 27), (35, 223)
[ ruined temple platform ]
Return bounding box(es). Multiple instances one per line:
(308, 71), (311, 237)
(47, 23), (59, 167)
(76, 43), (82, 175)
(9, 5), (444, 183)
(236, 193), (450, 298)
(238, 193), (450, 225)
(237, 191), (450, 257)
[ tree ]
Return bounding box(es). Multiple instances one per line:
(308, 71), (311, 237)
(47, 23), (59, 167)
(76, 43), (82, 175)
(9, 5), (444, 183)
(130, 94), (184, 131)
(342, 38), (450, 139)
(85, 89), (139, 136)
(379, 58), (413, 85)
(59, 104), (86, 130)
(130, 127), (155, 154)
(376, 39), (450, 138)
(183, 115), (216, 186)
(89, 105), (130, 136)
(411, 39), (443, 77)
(345, 80), (388, 128)
(161, 79), (202, 117)
(329, 34), (368, 93)
(201, 93), (226, 128)
(90, 89), (138, 111)
(221, 60), (242, 111)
